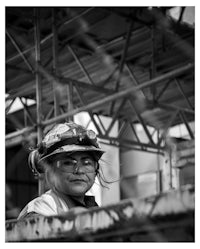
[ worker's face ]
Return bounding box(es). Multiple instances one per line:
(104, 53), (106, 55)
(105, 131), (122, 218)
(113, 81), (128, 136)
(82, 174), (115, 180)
(50, 152), (97, 197)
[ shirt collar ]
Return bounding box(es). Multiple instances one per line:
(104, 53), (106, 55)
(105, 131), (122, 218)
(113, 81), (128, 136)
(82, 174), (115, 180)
(53, 190), (98, 209)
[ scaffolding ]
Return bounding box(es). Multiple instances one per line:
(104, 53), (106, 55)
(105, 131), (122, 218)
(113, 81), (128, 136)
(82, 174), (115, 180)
(5, 6), (195, 242)
(6, 6), (194, 197)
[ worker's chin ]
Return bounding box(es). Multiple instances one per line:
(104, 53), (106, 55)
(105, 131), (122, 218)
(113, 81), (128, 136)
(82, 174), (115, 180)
(62, 182), (90, 196)
(69, 185), (89, 196)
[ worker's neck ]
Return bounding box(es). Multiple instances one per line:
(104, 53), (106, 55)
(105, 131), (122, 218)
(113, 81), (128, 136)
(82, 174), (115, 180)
(54, 189), (85, 205)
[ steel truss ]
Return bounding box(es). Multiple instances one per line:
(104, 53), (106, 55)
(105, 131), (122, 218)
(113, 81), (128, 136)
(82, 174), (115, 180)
(6, 7), (195, 154)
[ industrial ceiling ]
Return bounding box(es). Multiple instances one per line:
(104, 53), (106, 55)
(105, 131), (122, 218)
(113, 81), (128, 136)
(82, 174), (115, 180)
(5, 7), (194, 152)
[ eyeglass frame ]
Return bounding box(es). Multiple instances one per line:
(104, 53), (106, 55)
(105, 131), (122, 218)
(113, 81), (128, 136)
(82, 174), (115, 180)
(50, 154), (98, 174)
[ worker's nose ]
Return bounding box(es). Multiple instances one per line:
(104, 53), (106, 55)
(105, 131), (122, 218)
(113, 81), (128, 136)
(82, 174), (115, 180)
(73, 161), (84, 174)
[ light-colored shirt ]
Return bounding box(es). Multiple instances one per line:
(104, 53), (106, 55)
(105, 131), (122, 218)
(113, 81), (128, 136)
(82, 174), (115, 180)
(18, 189), (97, 220)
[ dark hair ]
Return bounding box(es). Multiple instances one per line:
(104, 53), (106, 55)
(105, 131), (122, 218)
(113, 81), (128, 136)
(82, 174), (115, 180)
(95, 160), (119, 189)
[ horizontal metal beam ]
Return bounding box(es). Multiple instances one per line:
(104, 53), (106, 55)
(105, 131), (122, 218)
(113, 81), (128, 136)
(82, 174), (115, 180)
(6, 74), (115, 101)
(5, 126), (161, 152)
(5, 63), (194, 142)
(99, 133), (163, 150)
(6, 127), (35, 140)
(42, 63), (194, 127)
(6, 186), (194, 242)
(60, 77), (114, 95)
(6, 134), (27, 148)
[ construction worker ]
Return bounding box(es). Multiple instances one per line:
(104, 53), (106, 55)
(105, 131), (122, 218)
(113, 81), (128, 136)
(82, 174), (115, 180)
(18, 122), (105, 219)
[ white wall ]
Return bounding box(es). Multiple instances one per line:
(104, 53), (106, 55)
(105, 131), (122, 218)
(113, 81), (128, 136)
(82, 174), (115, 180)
(121, 150), (163, 177)
(120, 124), (164, 199)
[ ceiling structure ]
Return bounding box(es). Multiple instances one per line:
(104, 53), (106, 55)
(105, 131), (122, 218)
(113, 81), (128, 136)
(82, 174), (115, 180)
(6, 7), (195, 153)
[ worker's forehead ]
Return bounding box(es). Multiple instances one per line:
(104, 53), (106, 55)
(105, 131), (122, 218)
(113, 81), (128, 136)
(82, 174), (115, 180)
(51, 151), (94, 161)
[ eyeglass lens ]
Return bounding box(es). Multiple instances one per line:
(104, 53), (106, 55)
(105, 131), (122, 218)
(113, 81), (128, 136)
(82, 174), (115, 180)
(55, 157), (96, 173)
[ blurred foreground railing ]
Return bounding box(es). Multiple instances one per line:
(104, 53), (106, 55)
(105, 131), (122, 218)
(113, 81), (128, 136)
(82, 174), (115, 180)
(6, 185), (194, 242)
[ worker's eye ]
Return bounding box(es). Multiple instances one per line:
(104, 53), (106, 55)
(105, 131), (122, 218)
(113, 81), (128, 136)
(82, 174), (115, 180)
(82, 158), (94, 166)
(62, 159), (77, 167)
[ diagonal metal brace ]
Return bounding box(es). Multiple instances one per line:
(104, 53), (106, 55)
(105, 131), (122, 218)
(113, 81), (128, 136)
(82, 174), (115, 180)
(105, 98), (127, 136)
(74, 85), (103, 135)
(6, 29), (35, 74)
(179, 111), (194, 139)
(128, 97), (155, 145)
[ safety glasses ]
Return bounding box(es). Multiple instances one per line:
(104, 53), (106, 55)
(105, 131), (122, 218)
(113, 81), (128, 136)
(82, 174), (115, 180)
(53, 156), (97, 173)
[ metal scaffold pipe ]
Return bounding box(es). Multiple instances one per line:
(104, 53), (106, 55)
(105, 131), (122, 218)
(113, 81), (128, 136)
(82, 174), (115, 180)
(34, 8), (43, 142)
(5, 63), (194, 143)
(6, 127), (34, 140)
(34, 8), (44, 195)
(42, 63), (194, 126)
(52, 8), (60, 118)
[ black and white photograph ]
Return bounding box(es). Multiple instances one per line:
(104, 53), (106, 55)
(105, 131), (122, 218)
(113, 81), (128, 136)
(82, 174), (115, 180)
(5, 5), (195, 242)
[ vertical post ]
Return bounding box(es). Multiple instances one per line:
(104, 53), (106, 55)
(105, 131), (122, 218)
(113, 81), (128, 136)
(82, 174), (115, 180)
(150, 26), (156, 100)
(67, 81), (74, 122)
(169, 148), (173, 189)
(23, 98), (28, 127)
(110, 20), (133, 115)
(156, 131), (162, 193)
(34, 8), (44, 196)
(52, 8), (60, 118)
(156, 159), (162, 194)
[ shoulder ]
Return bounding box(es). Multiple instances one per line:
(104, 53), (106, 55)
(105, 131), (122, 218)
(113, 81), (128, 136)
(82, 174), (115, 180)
(18, 190), (58, 219)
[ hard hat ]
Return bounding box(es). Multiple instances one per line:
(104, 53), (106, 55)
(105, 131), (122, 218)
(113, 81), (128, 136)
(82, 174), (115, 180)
(29, 122), (104, 174)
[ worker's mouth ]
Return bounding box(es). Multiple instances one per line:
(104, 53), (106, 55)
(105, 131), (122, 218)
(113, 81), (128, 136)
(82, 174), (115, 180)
(70, 179), (86, 182)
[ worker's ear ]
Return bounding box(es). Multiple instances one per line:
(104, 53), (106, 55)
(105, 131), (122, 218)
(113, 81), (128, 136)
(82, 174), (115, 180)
(28, 149), (41, 175)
